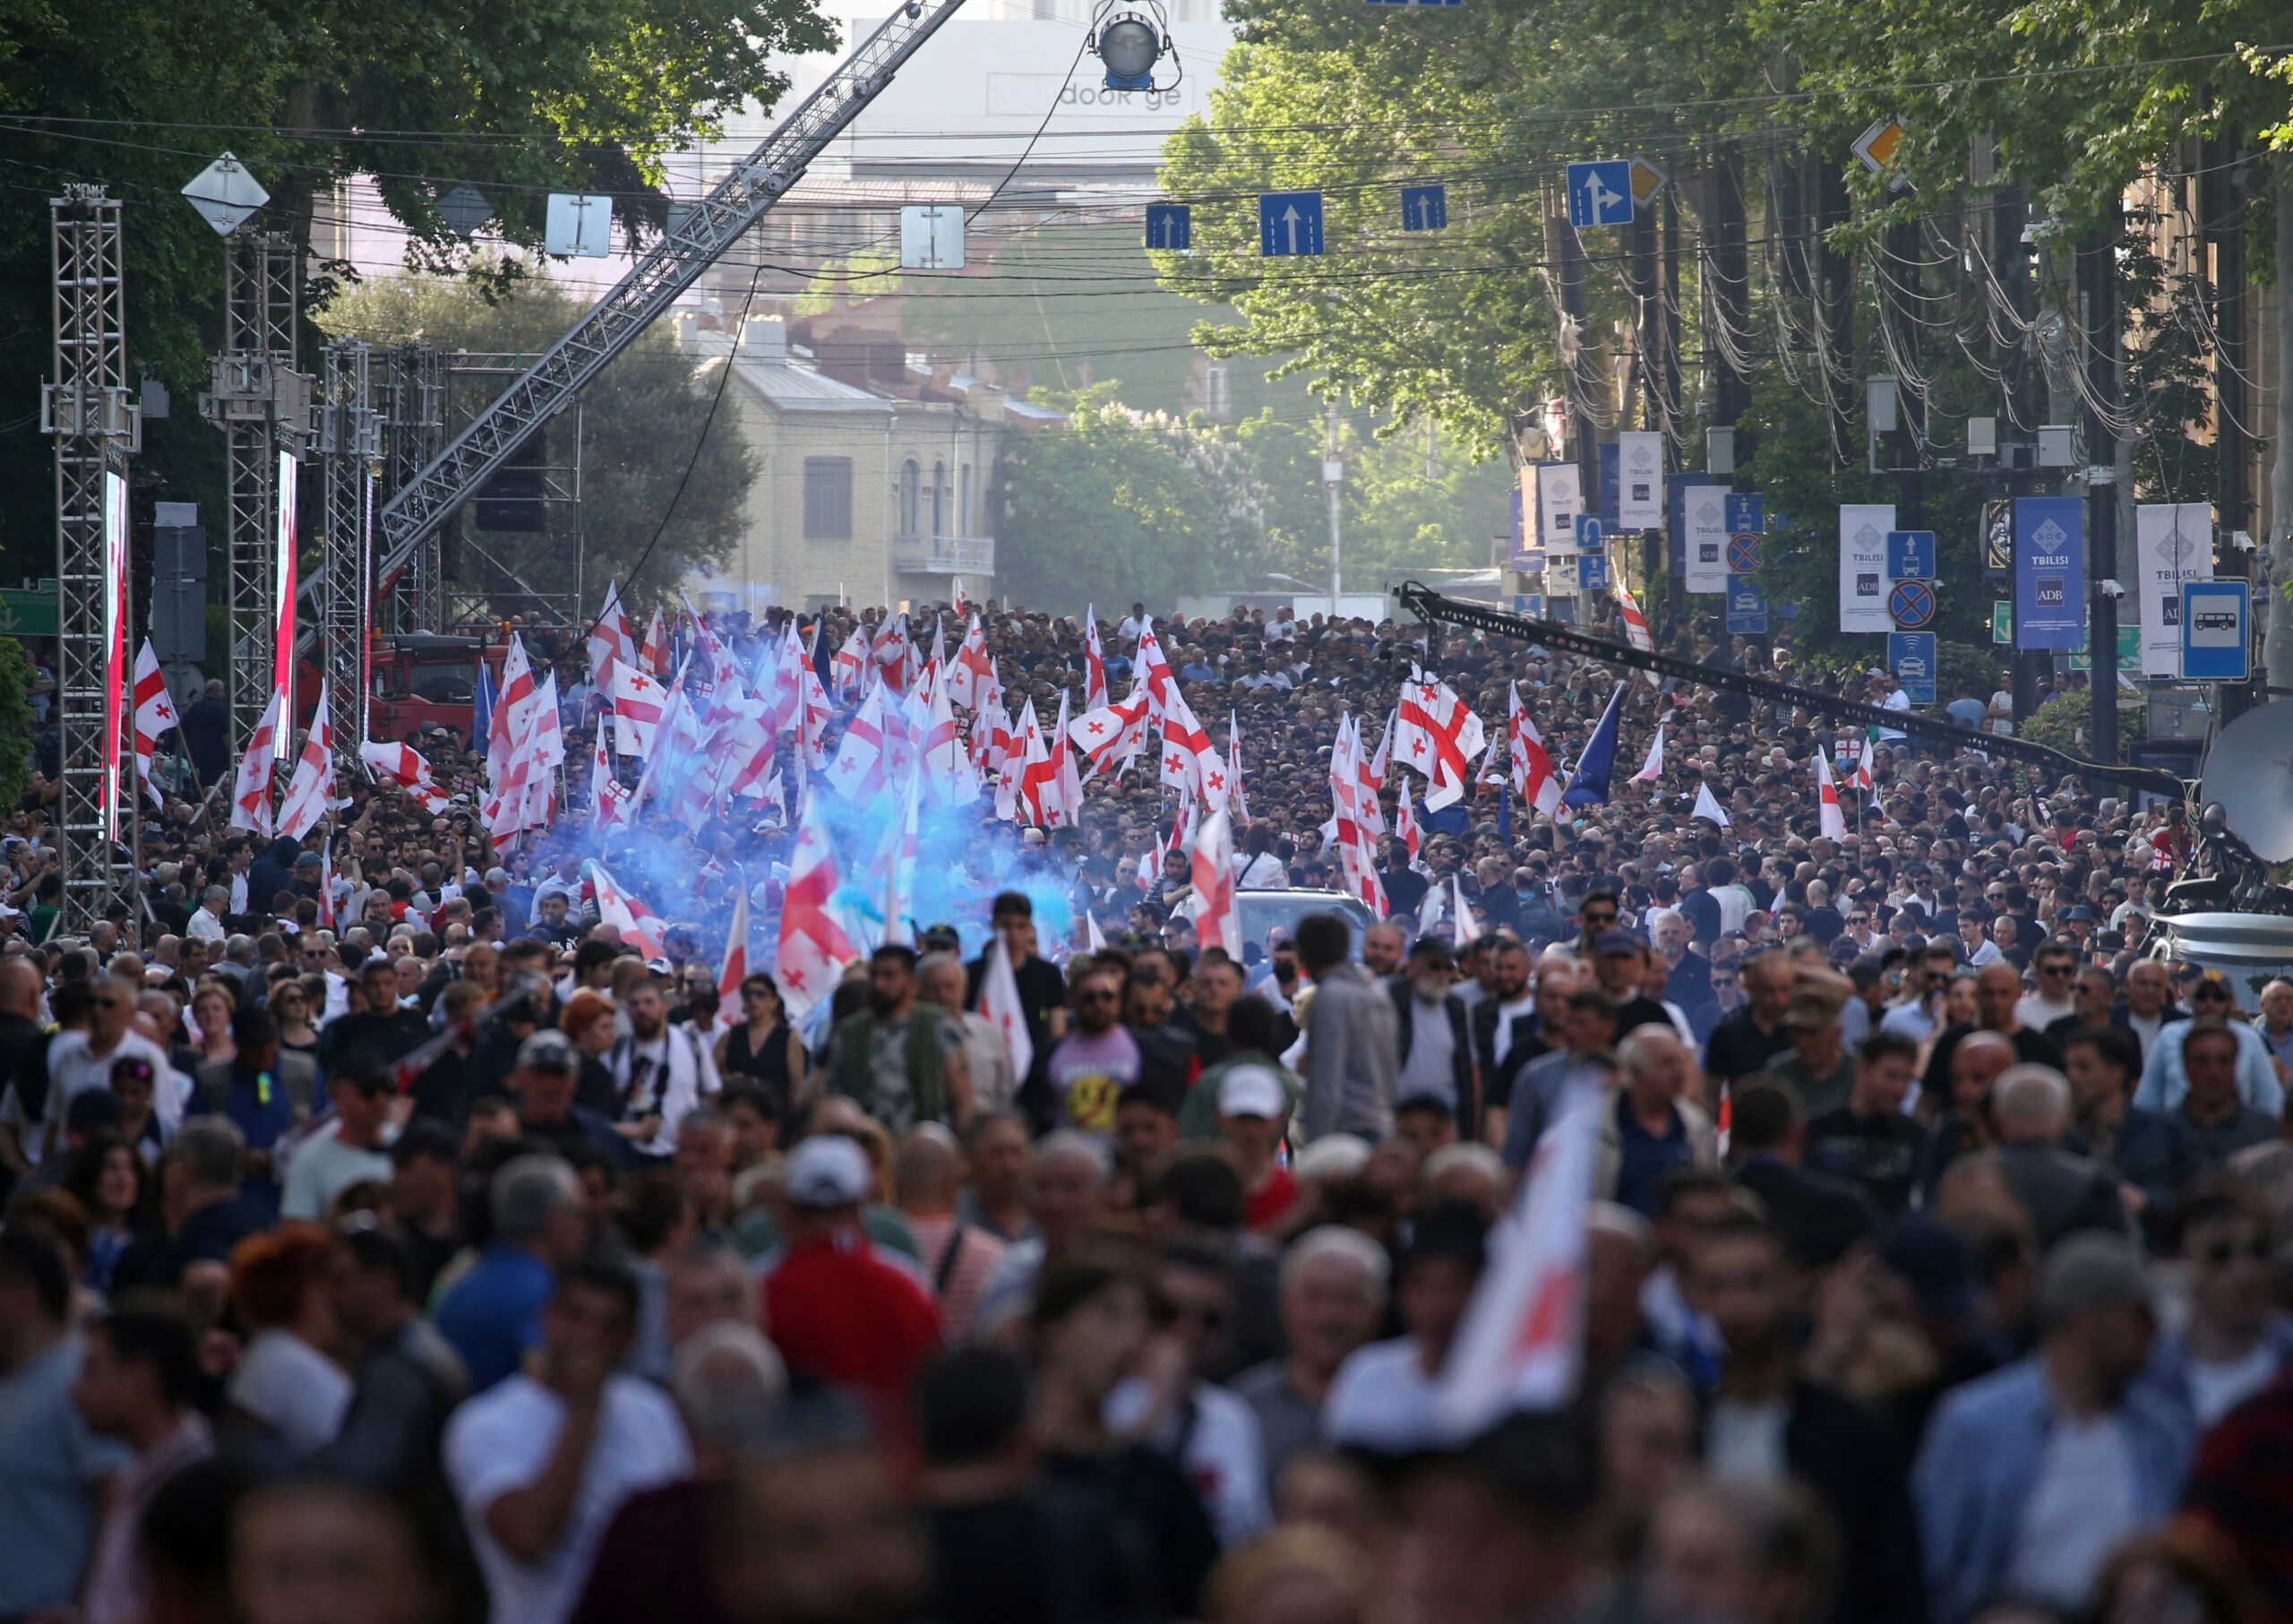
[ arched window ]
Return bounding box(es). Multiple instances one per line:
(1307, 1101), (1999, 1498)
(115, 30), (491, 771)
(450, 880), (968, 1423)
(931, 460), (949, 537)
(900, 459), (921, 537)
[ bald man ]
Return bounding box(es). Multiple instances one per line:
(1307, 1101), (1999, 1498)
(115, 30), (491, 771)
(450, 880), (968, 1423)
(1991, 1064), (2129, 1248)
(1920, 961), (2062, 1105)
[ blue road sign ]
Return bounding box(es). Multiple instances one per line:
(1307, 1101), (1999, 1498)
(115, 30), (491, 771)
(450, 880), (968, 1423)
(1401, 185), (1447, 230)
(1726, 533), (1761, 574)
(1724, 493), (1764, 535)
(1144, 203), (1191, 251)
(1888, 632), (1937, 704)
(1576, 514), (1604, 553)
(1888, 579), (1937, 629)
(1886, 528), (1936, 580)
(1577, 554), (1610, 591)
(2181, 580), (2251, 681)
(1567, 161), (1634, 228)
(1727, 577), (1767, 633)
(1258, 192), (1325, 256)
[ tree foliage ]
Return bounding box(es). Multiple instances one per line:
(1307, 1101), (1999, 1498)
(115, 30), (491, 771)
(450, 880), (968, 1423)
(994, 385), (1509, 615)
(319, 275), (754, 607)
(0, 0), (831, 577)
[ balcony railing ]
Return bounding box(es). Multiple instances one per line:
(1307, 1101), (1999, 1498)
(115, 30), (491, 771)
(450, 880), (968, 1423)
(893, 533), (994, 574)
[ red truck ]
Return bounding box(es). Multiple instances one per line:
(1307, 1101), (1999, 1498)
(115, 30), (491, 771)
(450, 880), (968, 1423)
(296, 633), (518, 747)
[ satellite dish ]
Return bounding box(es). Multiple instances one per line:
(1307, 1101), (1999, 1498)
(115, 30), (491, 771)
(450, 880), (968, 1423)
(2201, 699), (2293, 863)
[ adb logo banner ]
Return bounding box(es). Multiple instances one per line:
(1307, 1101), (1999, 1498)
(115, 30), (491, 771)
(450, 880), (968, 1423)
(2013, 496), (2085, 651)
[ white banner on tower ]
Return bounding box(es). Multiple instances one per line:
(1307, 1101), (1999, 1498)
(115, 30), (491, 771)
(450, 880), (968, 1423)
(2135, 503), (2213, 677)
(1839, 503), (1895, 633)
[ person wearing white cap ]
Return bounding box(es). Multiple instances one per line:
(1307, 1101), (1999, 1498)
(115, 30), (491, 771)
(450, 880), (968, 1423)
(1216, 1062), (1296, 1233)
(757, 1135), (942, 1404)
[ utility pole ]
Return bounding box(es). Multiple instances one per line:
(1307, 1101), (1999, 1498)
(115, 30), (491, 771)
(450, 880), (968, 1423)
(2079, 219), (2122, 778)
(1882, 219), (1928, 530)
(1818, 164), (1856, 467)
(1708, 143), (1751, 434)
(2202, 127), (2254, 724)
(1323, 398), (1343, 615)
(43, 185), (140, 939)
(1557, 210), (1601, 501)
(201, 229), (309, 749)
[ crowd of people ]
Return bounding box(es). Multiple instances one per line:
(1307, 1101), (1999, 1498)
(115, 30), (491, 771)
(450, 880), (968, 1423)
(0, 593), (2287, 1624)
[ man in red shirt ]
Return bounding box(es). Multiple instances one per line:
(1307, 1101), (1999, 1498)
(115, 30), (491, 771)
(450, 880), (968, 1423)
(760, 1136), (942, 1404)
(1219, 1066), (1296, 1233)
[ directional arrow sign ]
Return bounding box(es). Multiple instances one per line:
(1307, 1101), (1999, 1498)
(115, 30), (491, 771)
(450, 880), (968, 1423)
(182, 152), (270, 237)
(1885, 528), (1936, 580)
(1145, 202), (1192, 251)
(1567, 160), (1634, 228)
(1576, 514), (1604, 553)
(1576, 554), (1610, 591)
(1258, 191), (1325, 257)
(1400, 185), (1447, 231)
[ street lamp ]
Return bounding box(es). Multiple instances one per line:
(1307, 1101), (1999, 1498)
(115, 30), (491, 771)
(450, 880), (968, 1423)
(1088, 0), (1176, 90)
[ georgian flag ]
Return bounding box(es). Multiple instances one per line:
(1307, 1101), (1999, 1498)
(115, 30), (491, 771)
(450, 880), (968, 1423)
(611, 662), (667, 758)
(1630, 722), (1665, 786)
(360, 740), (451, 812)
(132, 640), (181, 809)
(976, 931), (1035, 1084)
(1395, 672), (1488, 812)
(589, 580), (640, 684)
(1189, 810), (1243, 958)
(1816, 748), (1848, 840)
(826, 680), (890, 802)
(228, 690), (284, 838)
(1508, 683), (1564, 817)
(591, 862), (666, 959)
(717, 883), (751, 1006)
(1083, 606), (1110, 712)
(1157, 687), (1229, 813)
(945, 616), (992, 712)
(640, 608), (672, 678)
(777, 792), (856, 1020)
(275, 684), (337, 840)
(1069, 683), (1150, 778)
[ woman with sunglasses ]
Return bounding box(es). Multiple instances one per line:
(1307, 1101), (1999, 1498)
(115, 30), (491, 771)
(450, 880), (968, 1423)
(2133, 972), (2286, 1119)
(715, 974), (804, 1125)
(269, 980), (322, 1074)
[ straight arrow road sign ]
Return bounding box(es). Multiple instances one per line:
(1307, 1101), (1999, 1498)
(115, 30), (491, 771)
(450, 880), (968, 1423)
(1401, 185), (1447, 230)
(1145, 202), (1192, 250)
(1258, 191), (1326, 256)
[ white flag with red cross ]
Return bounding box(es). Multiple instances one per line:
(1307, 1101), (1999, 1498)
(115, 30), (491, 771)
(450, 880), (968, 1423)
(777, 793), (856, 1020)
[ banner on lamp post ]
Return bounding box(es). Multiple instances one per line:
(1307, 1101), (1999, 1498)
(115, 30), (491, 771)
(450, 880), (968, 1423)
(1838, 504), (1895, 634)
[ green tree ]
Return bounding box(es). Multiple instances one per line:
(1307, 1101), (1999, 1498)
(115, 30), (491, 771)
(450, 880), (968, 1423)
(0, 0), (831, 578)
(993, 387), (1224, 614)
(0, 639), (35, 811)
(319, 275), (753, 607)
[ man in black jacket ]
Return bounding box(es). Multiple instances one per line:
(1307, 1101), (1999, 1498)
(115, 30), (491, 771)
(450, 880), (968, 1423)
(1387, 937), (1478, 1138)
(180, 678), (230, 786)
(1691, 1209), (1925, 1624)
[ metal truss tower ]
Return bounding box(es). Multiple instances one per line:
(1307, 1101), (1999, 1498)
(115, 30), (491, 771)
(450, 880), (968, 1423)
(43, 185), (140, 938)
(376, 343), (446, 632)
(317, 339), (379, 759)
(201, 229), (308, 748)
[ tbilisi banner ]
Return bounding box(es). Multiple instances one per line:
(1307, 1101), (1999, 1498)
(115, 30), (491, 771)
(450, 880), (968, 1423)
(1838, 504), (1895, 633)
(1534, 462), (1583, 554)
(2136, 503), (2212, 677)
(1681, 482), (1729, 594)
(2014, 496), (2086, 651)
(1616, 431), (1663, 530)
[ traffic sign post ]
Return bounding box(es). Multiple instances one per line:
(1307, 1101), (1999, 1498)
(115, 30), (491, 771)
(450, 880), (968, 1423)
(1726, 534), (1761, 574)
(1885, 528), (1936, 580)
(1567, 161), (1634, 228)
(1258, 192), (1325, 257)
(1888, 580), (1937, 629)
(1727, 578), (1767, 633)
(1145, 203), (1192, 250)
(1575, 514), (1604, 553)
(1887, 632), (1937, 704)
(2181, 580), (2251, 682)
(1401, 185), (1447, 230)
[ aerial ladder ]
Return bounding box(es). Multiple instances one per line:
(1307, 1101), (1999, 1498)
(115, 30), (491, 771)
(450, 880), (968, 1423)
(310, 0), (976, 655)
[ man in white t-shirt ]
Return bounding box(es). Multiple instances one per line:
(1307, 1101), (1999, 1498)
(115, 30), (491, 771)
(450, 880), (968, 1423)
(1322, 1200), (1485, 1454)
(444, 1261), (692, 1624)
(279, 1059), (396, 1221)
(40, 977), (181, 1161)
(185, 889), (228, 943)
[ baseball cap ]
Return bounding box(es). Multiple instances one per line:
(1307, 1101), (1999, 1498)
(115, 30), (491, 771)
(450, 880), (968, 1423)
(1218, 1063), (1286, 1120)
(786, 1135), (872, 1207)
(516, 1029), (579, 1073)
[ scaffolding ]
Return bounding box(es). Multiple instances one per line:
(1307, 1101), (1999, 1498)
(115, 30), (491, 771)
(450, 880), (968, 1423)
(200, 229), (309, 750)
(317, 339), (379, 760)
(376, 343), (446, 633)
(42, 185), (140, 938)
